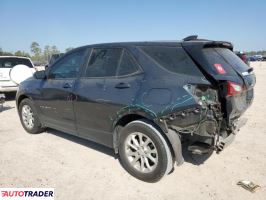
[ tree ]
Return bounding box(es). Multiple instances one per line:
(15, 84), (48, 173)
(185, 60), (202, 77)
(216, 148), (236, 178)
(30, 42), (42, 60)
(14, 50), (30, 57)
(51, 45), (60, 55)
(65, 47), (74, 52)
(43, 45), (51, 62)
(0, 48), (13, 56)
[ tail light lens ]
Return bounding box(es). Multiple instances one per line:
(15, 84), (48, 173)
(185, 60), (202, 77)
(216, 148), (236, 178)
(227, 81), (243, 96)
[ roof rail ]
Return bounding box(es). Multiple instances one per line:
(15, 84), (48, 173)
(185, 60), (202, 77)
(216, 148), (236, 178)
(183, 35), (198, 41)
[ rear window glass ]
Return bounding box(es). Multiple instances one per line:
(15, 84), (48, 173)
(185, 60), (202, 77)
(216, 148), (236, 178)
(0, 57), (33, 68)
(140, 46), (202, 76)
(203, 48), (249, 75)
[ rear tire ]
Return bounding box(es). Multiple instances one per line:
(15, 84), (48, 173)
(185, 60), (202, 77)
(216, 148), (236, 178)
(19, 98), (44, 134)
(118, 120), (173, 182)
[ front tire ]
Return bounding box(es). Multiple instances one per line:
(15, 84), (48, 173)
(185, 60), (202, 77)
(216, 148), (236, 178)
(118, 120), (173, 182)
(19, 98), (44, 134)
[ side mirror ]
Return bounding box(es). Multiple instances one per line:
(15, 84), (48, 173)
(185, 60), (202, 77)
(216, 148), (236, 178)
(34, 70), (46, 79)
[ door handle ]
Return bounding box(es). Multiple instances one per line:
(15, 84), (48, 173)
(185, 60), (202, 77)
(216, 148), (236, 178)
(115, 82), (130, 89)
(63, 83), (72, 89)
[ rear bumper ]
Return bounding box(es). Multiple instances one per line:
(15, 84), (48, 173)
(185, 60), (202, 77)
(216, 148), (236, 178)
(0, 86), (18, 92)
(216, 133), (235, 152)
(0, 80), (18, 92)
(216, 117), (247, 152)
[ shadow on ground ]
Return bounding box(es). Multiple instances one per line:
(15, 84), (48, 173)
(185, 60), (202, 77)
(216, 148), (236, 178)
(45, 128), (213, 166)
(182, 141), (213, 165)
(0, 105), (15, 112)
(45, 128), (117, 158)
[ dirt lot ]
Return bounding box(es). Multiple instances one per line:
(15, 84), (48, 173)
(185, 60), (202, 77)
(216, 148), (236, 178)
(0, 62), (266, 200)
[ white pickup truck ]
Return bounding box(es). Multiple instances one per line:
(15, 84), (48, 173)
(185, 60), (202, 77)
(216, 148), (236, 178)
(0, 56), (35, 92)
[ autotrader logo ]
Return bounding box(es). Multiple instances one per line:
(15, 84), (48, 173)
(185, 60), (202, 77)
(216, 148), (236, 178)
(0, 188), (54, 200)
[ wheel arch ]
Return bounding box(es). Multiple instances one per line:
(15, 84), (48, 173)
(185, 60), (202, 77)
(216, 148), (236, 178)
(112, 112), (171, 154)
(113, 112), (184, 166)
(17, 94), (31, 108)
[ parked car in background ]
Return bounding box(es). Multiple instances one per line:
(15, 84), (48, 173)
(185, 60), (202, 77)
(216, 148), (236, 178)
(248, 56), (257, 62)
(235, 51), (249, 65)
(16, 36), (256, 182)
(262, 56), (266, 61)
(254, 55), (263, 61)
(0, 56), (34, 92)
(32, 61), (47, 71)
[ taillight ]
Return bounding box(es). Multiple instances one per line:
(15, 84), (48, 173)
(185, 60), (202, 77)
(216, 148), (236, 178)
(227, 81), (243, 96)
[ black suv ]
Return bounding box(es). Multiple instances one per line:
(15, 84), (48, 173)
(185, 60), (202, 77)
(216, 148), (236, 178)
(16, 36), (256, 182)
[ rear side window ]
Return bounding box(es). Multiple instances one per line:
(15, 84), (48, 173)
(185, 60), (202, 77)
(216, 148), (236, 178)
(140, 46), (202, 76)
(85, 48), (123, 77)
(0, 58), (33, 68)
(117, 50), (139, 76)
(203, 48), (249, 75)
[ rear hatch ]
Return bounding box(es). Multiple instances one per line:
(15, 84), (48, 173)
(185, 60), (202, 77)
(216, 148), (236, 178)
(182, 41), (256, 123)
(0, 68), (12, 81)
(0, 57), (34, 81)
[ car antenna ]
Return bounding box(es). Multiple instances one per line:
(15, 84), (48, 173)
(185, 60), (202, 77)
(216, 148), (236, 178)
(183, 35), (198, 41)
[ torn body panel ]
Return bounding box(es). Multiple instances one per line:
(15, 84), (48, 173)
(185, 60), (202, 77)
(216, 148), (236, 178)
(161, 85), (226, 153)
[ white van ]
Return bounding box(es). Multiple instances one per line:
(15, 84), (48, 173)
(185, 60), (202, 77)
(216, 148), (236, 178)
(0, 56), (34, 92)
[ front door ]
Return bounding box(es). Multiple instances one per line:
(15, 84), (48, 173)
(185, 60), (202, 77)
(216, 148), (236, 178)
(38, 48), (88, 134)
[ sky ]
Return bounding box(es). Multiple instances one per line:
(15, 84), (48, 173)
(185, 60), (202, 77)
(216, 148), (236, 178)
(0, 0), (265, 53)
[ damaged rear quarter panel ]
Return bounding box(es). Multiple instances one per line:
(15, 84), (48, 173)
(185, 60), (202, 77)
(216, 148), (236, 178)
(112, 71), (212, 131)
(112, 45), (213, 131)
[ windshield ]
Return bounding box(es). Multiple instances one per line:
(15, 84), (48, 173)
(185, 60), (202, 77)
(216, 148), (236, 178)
(0, 57), (33, 68)
(203, 48), (249, 75)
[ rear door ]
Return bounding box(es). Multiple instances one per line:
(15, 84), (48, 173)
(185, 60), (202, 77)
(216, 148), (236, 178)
(74, 47), (143, 147)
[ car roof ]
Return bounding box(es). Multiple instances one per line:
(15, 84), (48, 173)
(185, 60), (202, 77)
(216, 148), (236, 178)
(78, 41), (183, 49)
(0, 56), (31, 60)
(73, 39), (233, 51)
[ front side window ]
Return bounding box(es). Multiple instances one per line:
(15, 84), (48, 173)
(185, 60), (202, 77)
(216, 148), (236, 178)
(49, 49), (86, 79)
(140, 46), (202, 76)
(85, 48), (123, 77)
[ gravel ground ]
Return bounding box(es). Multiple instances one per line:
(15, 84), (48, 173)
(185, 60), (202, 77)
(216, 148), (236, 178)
(0, 62), (266, 200)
